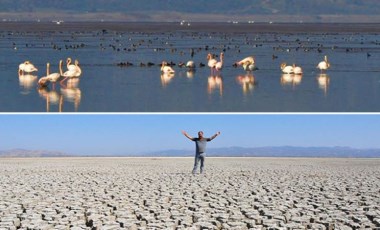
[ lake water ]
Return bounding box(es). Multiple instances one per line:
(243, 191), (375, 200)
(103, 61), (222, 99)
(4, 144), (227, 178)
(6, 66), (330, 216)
(1, 22), (380, 112)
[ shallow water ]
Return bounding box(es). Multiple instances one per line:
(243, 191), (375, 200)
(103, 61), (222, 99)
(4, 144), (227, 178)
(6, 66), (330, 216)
(1, 22), (380, 112)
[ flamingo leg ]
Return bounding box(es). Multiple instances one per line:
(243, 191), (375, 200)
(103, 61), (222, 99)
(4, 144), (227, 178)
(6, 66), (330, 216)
(60, 77), (68, 85)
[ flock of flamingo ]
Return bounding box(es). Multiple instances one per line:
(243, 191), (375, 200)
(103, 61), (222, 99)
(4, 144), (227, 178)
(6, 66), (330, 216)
(160, 52), (331, 76)
(18, 57), (82, 89)
(18, 53), (330, 92)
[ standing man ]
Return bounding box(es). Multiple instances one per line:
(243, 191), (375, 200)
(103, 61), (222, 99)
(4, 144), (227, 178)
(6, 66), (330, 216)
(182, 130), (221, 174)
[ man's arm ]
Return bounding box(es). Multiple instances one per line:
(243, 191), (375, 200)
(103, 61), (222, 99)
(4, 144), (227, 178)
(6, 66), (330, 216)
(209, 131), (221, 141)
(182, 130), (194, 140)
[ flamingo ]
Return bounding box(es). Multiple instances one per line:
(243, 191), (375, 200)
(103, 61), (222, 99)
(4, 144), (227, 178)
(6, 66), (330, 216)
(60, 59), (82, 84)
(236, 56), (254, 66)
(66, 58), (76, 71)
(38, 61), (62, 89)
(243, 60), (257, 72)
(317, 55), (330, 73)
(281, 63), (294, 74)
(18, 61), (38, 75)
(207, 53), (217, 74)
(160, 61), (175, 74)
(235, 56), (255, 72)
(65, 58), (82, 77)
(292, 64), (303, 75)
(215, 52), (224, 73)
(186, 60), (195, 70)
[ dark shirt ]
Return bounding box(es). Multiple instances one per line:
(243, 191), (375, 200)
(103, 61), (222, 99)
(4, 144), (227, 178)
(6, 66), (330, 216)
(191, 137), (211, 154)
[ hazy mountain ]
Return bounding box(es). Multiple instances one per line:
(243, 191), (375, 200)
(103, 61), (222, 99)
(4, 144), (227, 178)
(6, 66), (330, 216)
(0, 149), (72, 157)
(1, 0), (380, 22)
(143, 146), (380, 158)
(1, 146), (379, 158)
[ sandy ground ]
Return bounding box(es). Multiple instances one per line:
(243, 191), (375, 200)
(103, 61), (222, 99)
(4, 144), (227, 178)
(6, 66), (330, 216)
(1, 22), (380, 33)
(0, 157), (379, 229)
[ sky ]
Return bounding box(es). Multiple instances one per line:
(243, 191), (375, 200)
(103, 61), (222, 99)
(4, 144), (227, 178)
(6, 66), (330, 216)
(1, 114), (379, 155)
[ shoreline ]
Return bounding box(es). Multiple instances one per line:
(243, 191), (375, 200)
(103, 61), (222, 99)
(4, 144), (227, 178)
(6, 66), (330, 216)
(1, 21), (380, 33)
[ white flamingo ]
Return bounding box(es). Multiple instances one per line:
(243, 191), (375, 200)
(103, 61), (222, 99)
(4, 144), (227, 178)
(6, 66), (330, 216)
(60, 59), (82, 84)
(64, 58), (81, 77)
(215, 52), (224, 73)
(292, 64), (303, 75)
(281, 63), (294, 74)
(236, 56), (254, 65)
(186, 60), (195, 70)
(160, 61), (175, 74)
(18, 61), (38, 75)
(207, 53), (217, 74)
(236, 56), (255, 72)
(66, 58), (77, 72)
(243, 61), (256, 72)
(38, 61), (62, 89)
(317, 55), (330, 73)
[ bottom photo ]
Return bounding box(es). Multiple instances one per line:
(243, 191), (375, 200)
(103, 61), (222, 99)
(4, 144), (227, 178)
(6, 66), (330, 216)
(0, 114), (379, 229)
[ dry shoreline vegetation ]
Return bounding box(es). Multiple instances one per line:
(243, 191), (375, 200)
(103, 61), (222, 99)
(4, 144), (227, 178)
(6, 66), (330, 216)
(0, 157), (379, 229)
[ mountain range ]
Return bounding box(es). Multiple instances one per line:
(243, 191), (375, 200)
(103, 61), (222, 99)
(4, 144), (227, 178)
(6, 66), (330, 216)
(0, 149), (72, 158)
(1, 146), (379, 158)
(1, 0), (380, 22)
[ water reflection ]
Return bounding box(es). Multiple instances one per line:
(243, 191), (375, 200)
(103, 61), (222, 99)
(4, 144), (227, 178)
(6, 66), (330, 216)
(186, 70), (195, 79)
(208, 75), (223, 96)
(236, 74), (256, 95)
(19, 74), (37, 94)
(60, 79), (82, 111)
(317, 73), (330, 95)
(280, 74), (303, 88)
(37, 78), (81, 112)
(160, 73), (175, 87)
(38, 87), (63, 112)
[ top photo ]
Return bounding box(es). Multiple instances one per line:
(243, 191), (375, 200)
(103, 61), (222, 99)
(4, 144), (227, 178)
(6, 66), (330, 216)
(1, 0), (380, 113)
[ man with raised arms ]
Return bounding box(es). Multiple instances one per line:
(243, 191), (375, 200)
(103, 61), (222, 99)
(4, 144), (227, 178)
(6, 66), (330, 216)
(182, 130), (221, 174)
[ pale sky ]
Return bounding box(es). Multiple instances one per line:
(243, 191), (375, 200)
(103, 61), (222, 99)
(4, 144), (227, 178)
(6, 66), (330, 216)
(1, 114), (379, 155)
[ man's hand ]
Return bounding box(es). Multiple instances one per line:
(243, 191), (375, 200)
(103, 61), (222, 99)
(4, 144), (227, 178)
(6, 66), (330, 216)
(182, 130), (193, 140)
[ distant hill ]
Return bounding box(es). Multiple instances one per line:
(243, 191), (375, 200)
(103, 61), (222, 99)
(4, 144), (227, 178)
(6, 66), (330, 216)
(143, 146), (380, 158)
(1, 146), (379, 158)
(0, 149), (72, 158)
(1, 0), (380, 22)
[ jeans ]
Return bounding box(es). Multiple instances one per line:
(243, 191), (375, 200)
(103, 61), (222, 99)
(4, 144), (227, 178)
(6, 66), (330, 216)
(192, 153), (205, 174)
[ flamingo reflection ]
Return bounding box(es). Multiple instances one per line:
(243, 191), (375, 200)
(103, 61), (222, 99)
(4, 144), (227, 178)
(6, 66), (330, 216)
(186, 70), (195, 79)
(38, 87), (63, 112)
(281, 73), (294, 85)
(19, 74), (37, 94)
(281, 73), (303, 88)
(208, 75), (223, 96)
(160, 73), (175, 87)
(317, 73), (330, 95)
(236, 74), (256, 94)
(60, 78), (82, 111)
